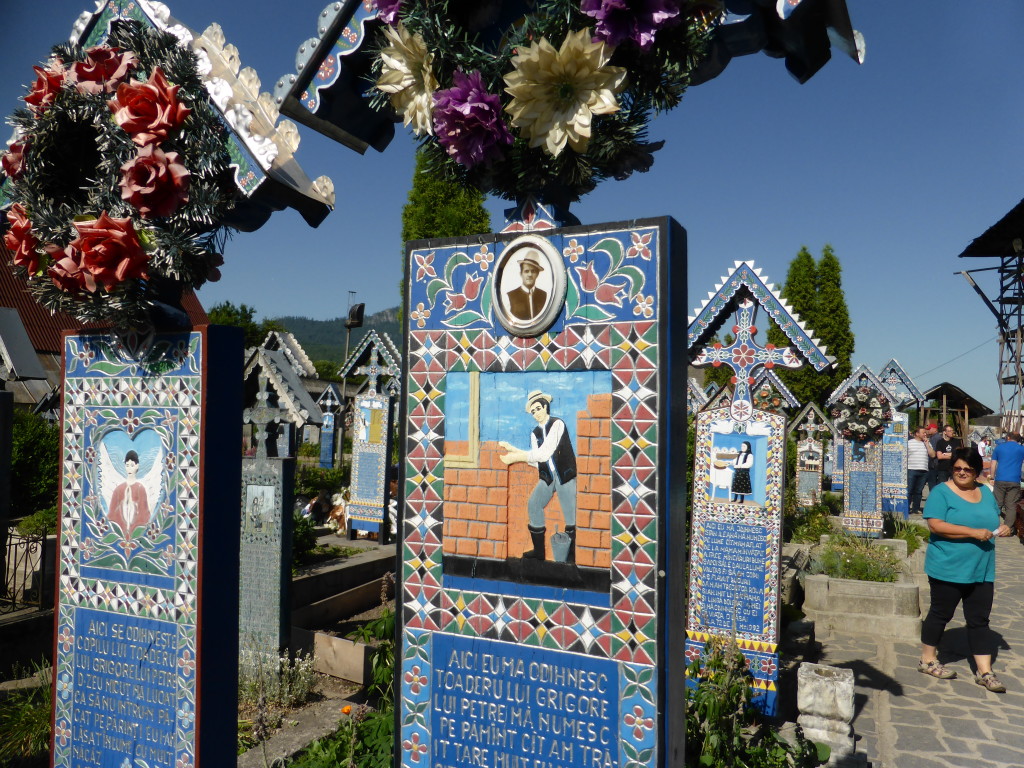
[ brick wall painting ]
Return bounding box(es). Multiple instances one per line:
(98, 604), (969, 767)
(441, 370), (612, 590)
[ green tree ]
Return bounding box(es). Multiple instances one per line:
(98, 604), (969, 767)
(401, 149), (491, 244)
(11, 409), (60, 515)
(207, 301), (283, 348)
(313, 360), (341, 381)
(399, 149), (491, 321)
(699, 334), (735, 392)
(814, 245), (854, 400)
(767, 246), (819, 405)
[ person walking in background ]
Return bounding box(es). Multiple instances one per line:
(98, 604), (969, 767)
(907, 426), (935, 515)
(990, 432), (1024, 531)
(926, 423), (941, 489)
(933, 425), (961, 486)
(918, 448), (1011, 691)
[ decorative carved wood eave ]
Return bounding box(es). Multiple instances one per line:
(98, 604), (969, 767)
(244, 347), (324, 428)
(690, 0), (864, 86)
(71, 0), (334, 232)
(338, 329), (401, 379)
(262, 330), (318, 378)
(752, 368), (801, 410)
(786, 401), (840, 441)
(688, 260), (834, 371)
(272, 0), (395, 155)
(878, 357), (925, 410)
(825, 364), (898, 409)
(687, 377), (709, 411)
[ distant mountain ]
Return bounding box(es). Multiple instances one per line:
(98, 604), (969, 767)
(275, 307), (401, 363)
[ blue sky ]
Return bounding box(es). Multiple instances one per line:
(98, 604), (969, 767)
(3, 1), (1024, 412)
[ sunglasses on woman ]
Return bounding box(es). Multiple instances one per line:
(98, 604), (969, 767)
(952, 465), (976, 474)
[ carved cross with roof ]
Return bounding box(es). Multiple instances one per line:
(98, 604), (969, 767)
(244, 374), (287, 462)
(797, 411), (831, 443)
(691, 298), (802, 422)
(355, 347), (399, 395)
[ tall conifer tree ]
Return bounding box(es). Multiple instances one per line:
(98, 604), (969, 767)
(399, 149), (491, 320)
(767, 247), (819, 405)
(814, 244), (855, 400)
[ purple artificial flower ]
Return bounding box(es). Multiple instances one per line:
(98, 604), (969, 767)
(374, 0), (402, 26)
(581, 0), (683, 50)
(432, 70), (513, 169)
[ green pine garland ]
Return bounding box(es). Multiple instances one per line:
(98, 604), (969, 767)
(368, 0), (711, 206)
(2, 21), (235, 328)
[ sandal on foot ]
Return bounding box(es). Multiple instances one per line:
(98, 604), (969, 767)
(918, 660), (956, 679)
(975, 672), (1006, 692)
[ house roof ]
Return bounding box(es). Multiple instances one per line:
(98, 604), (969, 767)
(923, 382), (994, 419)
(1, 242), (209, 355)
(957, 198), (1024, 258)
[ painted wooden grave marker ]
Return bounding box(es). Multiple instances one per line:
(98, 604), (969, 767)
(787, 403), (838, 507)
(341, 331), (401, 539)
(687, 261), (832, 715)
(53, 327), (241, 768)
(826, 365), (896, 537)
(399, 215), (688, 767)
(239, 373), (294, 658)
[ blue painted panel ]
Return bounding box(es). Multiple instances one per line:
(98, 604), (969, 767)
(69, 608), (179, 767)
(430, 634), (618, 768)
(697, 521), (768, 635)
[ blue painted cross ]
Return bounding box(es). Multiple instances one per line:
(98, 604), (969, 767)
(691, 298), (802, 422)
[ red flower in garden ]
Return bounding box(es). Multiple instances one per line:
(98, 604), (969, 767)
(68, 212), (149, 291)
(23, 62), (67, 112)
(109, 67), (191, 147)
(119, 144), (191, 218)
(71, 46), (136, 95)
(1, 137), (29, 180)
(3, 204), (41, 274)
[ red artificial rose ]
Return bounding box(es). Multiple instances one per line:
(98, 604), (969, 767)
(23, 63), (67, 113)
(1, 137), (30, 181)
(47, 244), (97, 293)
(109, 68), (191, 147)
(3, 204), (42, 274)
(119, 145), (191, 218)
(68, 212), (149, 291)
(70, 46), (136, 95)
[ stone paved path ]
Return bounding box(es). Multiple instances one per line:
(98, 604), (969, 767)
(816, 534), (1024, 768)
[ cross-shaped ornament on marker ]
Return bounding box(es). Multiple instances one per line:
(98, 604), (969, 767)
(355, 347), (399, 395)
(320, 387), (339, 414)
(244, 373), (288, 465)
(797, 410), (831, 443)
(691, 297), (803, 422)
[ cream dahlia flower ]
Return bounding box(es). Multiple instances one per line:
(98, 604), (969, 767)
(376, 22), (437, 136)
(503, 28), (626, 157)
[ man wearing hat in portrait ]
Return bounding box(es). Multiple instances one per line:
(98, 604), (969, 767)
(499, 390), (577, 562)
(505, 249), (548, 321)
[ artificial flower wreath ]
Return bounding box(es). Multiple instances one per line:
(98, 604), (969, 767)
(1, 21), (235, 328)
(830, 385), (893, 443)
(369, 0), (712, 206)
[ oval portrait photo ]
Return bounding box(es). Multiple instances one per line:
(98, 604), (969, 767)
(492, 234), (566, 337)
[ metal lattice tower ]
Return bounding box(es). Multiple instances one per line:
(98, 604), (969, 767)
(958, 199), (1024, 431)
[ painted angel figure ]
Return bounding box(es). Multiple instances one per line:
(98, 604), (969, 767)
(100, 441), (164, 537)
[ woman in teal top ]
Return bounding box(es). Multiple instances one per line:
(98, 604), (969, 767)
(919, 447), (1011, 692)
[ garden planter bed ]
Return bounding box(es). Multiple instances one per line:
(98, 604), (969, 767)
(802, 573), (920, 640)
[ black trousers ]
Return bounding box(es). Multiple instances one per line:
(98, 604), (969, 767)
(921, 577), (997, 656)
